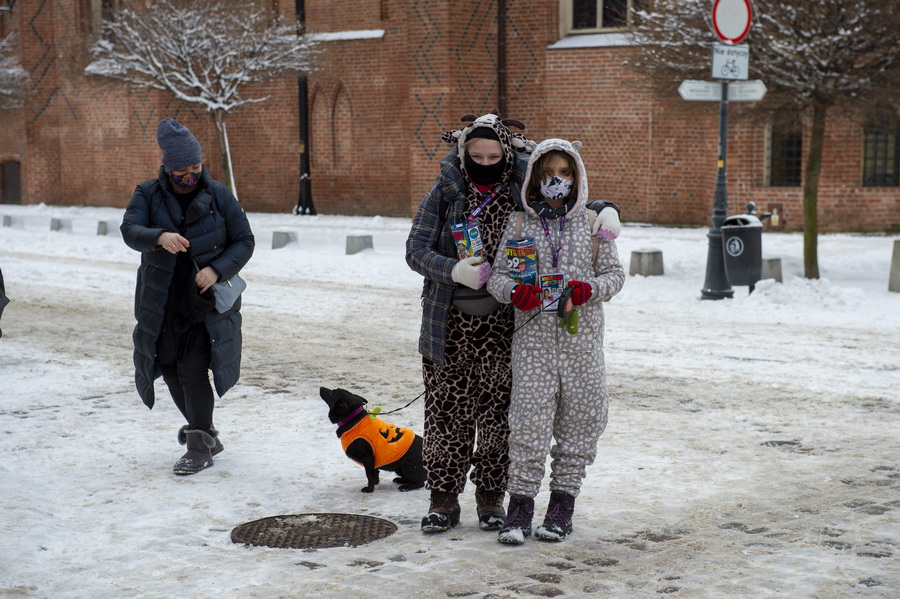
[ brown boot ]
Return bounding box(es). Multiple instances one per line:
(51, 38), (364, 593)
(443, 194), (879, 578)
(475, 489), (506, 531)
(421, 491), (461, 533)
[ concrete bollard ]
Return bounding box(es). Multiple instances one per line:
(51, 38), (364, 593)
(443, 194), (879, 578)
(761, 257), (783, 283)
(272, 230), (298, 249)
(50, 217), (71, 232)
(629, 248), (664, 277)
(890, 240), (900, 293)
(2, 215), (10, 227)
(97, 221), (109, 236)
(346, 234), (373, 255)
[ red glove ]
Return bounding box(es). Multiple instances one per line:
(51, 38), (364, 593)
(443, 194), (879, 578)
(567, 280), (592, 306)
(511, 285), (542, 311)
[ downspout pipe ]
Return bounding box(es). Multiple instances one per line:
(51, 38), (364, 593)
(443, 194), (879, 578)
(498, 0), (506, 116)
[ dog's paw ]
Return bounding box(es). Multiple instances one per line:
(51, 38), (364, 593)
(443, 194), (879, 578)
(361, 486), (375, 493)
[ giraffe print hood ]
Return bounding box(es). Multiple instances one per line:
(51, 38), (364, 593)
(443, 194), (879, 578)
(441, 110), (536, 185)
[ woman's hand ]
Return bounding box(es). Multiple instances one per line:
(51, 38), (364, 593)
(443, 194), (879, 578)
(157, 232), (190, 254)
(194, 267), (219, 294)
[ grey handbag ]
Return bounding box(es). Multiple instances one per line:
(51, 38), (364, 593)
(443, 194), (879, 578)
(193, 258), (246, 313)
(211, 273), (246, 313)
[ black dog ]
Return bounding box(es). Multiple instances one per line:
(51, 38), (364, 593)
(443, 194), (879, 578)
(320, 387), (425, 493)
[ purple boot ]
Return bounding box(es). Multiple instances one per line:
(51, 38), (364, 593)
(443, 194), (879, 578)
(497, 494), (534, 545)
(534, 490), (575, 541)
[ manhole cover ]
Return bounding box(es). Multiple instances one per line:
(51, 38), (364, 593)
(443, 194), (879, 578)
(231, 513), (397, 549)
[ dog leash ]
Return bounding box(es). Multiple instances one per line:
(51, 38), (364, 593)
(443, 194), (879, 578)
(370, 391), (425, 418)
(371, 295), (571, 418)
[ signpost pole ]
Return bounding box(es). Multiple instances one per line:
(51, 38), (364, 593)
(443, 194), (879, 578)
(701, 81), (734, 299)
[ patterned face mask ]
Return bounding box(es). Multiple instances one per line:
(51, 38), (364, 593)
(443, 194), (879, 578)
(170, 171), (201, 188)
(539, 176), (573, 202)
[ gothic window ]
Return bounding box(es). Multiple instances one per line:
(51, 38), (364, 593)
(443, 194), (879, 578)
(769, 120), (803, 187)
(862, 106), (899, 187)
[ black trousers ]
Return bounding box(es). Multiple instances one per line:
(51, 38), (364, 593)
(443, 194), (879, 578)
(158, 331), (214, 433)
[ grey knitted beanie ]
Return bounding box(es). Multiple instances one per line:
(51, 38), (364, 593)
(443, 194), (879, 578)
(156, 118), (202, 172)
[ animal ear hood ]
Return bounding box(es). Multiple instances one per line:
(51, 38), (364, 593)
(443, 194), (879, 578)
(521, 138), (590, 216)
(440, 109), (536, 155)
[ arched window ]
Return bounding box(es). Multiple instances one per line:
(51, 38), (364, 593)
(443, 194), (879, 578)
(310, 87), (332, 169)
(333, 87), (352, 166)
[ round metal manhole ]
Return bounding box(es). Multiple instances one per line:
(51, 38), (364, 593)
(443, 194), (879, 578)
(231, 513), (398, 549)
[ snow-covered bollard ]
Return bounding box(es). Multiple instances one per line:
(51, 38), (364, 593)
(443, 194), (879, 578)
(272, 229), (298, 250)
(629, 248), (664, 277)
(346, 234), (373, 255)
(890, 240), (900, 293)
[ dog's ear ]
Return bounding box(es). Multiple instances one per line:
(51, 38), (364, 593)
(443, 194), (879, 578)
(340, 389), (367, 405)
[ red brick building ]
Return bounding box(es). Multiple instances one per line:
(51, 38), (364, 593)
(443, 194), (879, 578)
(0, 0), (897, 232)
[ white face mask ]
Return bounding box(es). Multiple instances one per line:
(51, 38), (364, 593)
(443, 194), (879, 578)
(539, 176), (573, 202)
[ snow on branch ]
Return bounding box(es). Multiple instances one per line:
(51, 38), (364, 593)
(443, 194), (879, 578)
(84, 0), (320, 113)
(627, 0), (900, 111)
(0, 32), (29, 110)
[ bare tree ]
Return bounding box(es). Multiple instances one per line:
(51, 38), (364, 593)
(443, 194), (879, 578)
(0, 32), (28, 110)
(628, 0), (900, 278)
(85, 0), (319, 198)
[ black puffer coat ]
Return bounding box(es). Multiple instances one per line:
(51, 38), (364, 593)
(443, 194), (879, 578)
(121, 166), (255, 408)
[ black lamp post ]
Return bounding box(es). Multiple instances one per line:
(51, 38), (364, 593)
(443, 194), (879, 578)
(293, 0), (316, 215)
(700, 81), (734, 300)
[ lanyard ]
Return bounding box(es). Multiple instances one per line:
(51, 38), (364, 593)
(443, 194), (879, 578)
(468, 184), (504, 220)
(539, 215), (566, 268)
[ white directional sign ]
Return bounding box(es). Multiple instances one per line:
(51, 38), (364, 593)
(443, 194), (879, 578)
(678, 80), (724, 101)
(678, 80), (767, 102)
(726, 80), (766, 101)
(712, 44), (749, 80)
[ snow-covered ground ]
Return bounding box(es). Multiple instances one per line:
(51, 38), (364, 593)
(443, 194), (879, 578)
(0, 203), (898, 598)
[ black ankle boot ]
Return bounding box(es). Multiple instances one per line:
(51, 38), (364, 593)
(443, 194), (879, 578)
(173, 428), (217, 475)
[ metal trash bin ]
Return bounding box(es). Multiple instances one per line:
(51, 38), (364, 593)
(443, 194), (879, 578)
(721, 213), (762, 290)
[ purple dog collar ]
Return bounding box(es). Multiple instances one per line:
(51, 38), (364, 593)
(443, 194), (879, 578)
(336, 406), (366, 428)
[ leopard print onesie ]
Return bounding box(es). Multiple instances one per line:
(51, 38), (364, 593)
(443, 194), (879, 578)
(422, 186), (516, 496)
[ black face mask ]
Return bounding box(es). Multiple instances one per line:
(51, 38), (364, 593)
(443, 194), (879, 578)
(463, 154), (507, 186)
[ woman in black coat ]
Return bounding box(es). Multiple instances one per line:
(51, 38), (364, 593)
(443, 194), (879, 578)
(121, 118), (254, 476)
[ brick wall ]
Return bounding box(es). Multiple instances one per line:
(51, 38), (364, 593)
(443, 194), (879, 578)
(0, 0), (897, 232)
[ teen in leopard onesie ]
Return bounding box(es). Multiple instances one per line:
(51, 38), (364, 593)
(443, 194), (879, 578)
(406, 114), (622, 534)
(486, 138), (625, 545)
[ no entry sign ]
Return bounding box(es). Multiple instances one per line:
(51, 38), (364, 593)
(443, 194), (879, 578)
(712, 0), (752, 44)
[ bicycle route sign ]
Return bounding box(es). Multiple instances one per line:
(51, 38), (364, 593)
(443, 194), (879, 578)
(711, 44), (749, 80)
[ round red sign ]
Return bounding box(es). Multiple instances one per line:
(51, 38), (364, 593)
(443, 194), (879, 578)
(712, 0), (752, 44)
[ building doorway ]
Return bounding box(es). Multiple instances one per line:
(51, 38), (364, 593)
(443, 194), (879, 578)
(1, 161), (21, 204)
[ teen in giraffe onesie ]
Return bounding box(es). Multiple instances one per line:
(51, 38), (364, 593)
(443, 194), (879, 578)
(407, 114), (622, 534)
(486, 138), (625, 545)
